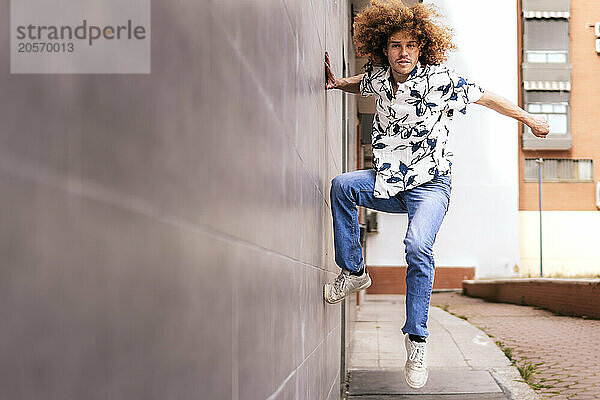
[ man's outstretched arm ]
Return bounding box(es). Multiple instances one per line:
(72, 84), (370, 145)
(325, 51), (364, 94)
(474, 91), (550, 138)
(327, 74), (364, 94)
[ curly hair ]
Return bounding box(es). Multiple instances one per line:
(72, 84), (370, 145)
(353, 0), (456, 67)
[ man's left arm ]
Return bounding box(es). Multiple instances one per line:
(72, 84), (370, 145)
(474, 91), (550, 138)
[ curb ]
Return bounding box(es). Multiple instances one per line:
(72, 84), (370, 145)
(489, 365), (541, 400)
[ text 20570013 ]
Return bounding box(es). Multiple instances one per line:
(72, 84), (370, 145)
(17, 42), (74, 53)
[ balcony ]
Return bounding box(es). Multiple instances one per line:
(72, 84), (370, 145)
(522, 59), (571, 89)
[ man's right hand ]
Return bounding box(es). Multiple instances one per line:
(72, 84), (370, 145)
(324, 53), (364, 94)
(527, 114), (550, 138)
(325, 52), (338, 90)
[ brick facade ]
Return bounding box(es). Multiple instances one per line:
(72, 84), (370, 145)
(365, 266), (475, 294)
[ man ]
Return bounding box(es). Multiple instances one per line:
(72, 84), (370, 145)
(322, 0), (549, 390)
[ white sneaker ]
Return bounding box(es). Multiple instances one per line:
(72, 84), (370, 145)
(404, 334), (428, 389)
(323, 268), (371, 304)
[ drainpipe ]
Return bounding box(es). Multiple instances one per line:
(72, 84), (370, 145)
(535, 158), (544, 278)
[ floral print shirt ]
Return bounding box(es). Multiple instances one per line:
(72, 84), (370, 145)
(359, 60), (484, 198)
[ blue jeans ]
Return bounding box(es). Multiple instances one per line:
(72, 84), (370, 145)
(330, 169), (451, 338)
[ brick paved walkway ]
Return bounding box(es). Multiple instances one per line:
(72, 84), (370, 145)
(430, 292), (600, 400)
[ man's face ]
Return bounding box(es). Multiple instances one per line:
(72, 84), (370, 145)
(383, 30), (421, 77)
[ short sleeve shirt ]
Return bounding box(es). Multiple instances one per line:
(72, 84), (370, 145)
(359, 60), (484, 198)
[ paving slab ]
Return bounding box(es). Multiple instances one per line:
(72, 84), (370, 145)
(348, 394), (508, 399)
(348, 369), (504, 396)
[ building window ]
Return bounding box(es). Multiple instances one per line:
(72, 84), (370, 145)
(526, 102), (568, 135)
(524, 159), (594, 182)
(525, 50), (568, 63)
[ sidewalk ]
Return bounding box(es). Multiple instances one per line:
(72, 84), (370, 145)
(346, 294), (539, 399)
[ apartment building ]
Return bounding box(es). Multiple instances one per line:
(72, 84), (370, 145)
(518, 0), (600, 277)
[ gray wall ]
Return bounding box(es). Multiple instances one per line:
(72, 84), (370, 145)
(0, 0), (357, 399)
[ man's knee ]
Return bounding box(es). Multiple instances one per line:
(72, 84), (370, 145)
(331, 174), (352, 197)
(404, 236), (434, 259)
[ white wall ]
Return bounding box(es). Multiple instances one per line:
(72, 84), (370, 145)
(367, 0), (520, 278)
(519, 211), (600, 277)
